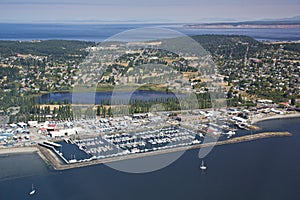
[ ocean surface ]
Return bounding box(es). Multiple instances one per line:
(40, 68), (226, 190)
(0, 23), (300, 41)
(0, 117), (299, 200)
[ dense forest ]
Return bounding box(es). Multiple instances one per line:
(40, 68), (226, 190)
(0, 40), (95, 58)
(192, 35), (265, 59)
(281, 43), (300, 52)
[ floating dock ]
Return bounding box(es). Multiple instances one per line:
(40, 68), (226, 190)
(44, 141), (62, 148)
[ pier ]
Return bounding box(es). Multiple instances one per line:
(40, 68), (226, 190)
(44, 141), (62, 148)
(37, 131), (292, 171)
(38, 142), (69, 164)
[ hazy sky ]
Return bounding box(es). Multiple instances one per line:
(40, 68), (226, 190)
(0, 0), (299, 23)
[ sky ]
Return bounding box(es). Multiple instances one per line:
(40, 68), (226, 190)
(0, 0), (299, 23)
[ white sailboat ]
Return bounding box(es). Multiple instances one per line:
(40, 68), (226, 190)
(200, 160), (207, 170)
(29, 184), (36, 195)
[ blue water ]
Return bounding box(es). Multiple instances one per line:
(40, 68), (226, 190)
(39, 90), (182, 104)
(0, 117), (299, 200)
(56, 141), (91, 161)
(0, 23), (299, 41)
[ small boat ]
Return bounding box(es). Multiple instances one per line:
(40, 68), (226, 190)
(29, 184), (36, 195)
(225, 130), (236, 138)
(200, 160), (207, 170)
(237, 122), (249, 130)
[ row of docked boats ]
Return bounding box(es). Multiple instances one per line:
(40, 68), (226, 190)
(73, 127), (203, 159)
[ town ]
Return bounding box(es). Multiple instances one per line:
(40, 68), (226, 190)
(0, 35), (299, 165)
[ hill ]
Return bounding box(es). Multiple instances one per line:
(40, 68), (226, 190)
(0, 40), (95, 57)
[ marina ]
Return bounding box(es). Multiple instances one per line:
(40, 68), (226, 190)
(1, 106), (296, 171)
(0, 117), (299, 200)
(79, 127), (197, 158)
(37, 131), (292, 170)
(0, 105), (298, 171)
(40, 126), (200, 164)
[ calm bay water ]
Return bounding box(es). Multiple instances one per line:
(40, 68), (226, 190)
(0, 117), (299, 200)
(0, 23), (300, 41)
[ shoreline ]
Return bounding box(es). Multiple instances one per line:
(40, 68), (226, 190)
(250, 113), (300, 124)
(0, 131), (292, 171)
(0, 146), (38, 156)
(0, 113), (298, 170)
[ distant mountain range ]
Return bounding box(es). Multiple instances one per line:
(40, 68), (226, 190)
(261, 16), (300, 22)
(184, 16), (300, 29)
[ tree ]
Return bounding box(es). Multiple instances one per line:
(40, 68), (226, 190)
(102, 107), (107, 118)
(291, 97), (296, 106)
(9, 115), (15, 124)
(108, 107), (112, 117)
(96, 106), (101, 116)
(227, 89), (233, 99)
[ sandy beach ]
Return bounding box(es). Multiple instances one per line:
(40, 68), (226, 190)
(250, 112), (300, 124)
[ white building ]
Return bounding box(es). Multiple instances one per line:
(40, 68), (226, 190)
(28, 121), (38, 127)
(257, 99), (273, 104)
(49, 129), (77, 138)
(232, 116), (247, 123)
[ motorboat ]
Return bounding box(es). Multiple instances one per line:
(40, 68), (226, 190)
(200, 160), (207, 170)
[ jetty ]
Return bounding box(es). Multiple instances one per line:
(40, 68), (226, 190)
(43, 141), (62, 148)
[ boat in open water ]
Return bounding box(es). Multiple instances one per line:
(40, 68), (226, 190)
(200, 160), (207, 170)
(29, 184), (36, 196)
